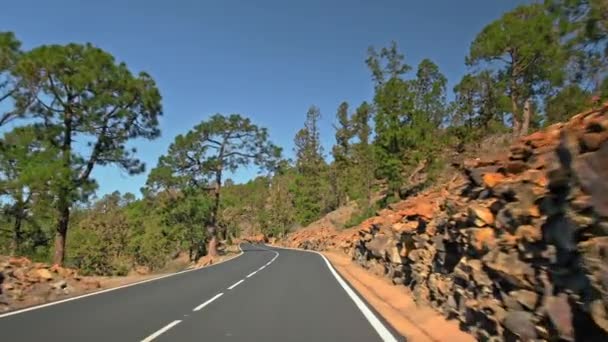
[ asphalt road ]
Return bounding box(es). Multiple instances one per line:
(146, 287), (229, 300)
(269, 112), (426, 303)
(0, 243), (401, 342)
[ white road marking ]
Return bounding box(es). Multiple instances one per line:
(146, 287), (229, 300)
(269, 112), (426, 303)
(246, 271), (257, 278)
(141, 320), (181, 342)
(259, 265), (266, 270)
(227, 279), (245, 290)
(193, 293), (223, 312)
(0, 245), (245, 319)
(270, 245), (398, 342)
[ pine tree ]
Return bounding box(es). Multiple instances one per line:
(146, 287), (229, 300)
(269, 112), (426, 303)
(331, 101), (354, 206)
(15, 43), (163, 265)
(366, 42), (413, 198)
(351, 102), (375, 204)
(467, 3), (565, 137)
(293, 105), (328, 225)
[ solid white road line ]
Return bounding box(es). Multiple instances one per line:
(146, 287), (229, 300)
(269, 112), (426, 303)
(141, 320), (181, 342)
(259, 265), (266, 270)
(193, 293), (223, 312)
(227, 279), (245, 290)
(0, 244), (245, 319)
(246, 271), (257, 278)
(269, 245), (398, 342)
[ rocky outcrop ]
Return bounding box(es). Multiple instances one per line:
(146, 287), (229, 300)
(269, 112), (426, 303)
(0, 256), (101, 312)
(281, 104), (608, 341)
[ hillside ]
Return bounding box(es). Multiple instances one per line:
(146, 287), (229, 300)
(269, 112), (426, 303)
(278, 103), (608, 341)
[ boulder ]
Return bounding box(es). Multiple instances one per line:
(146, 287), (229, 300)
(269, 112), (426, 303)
(468, 204), (494, 226)
(574, 142), (608, 217)
(465, 228), (496, 254)
(28, 268), (53, 282)
(391, 220), (418, 233)
(510, 289), (538, 310)
(544, 293), (574, 341)
(503, 310), (537, 340)
(365, 234), (392, 259)
(515, 225), (542, 243)
(482, 172), (506, 188)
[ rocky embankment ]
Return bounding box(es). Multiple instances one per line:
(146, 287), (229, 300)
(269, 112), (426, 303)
(281, 104), (608, 341)
(0, 256), (103, 312)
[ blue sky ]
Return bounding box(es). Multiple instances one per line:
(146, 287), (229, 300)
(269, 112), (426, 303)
(1, 0), (526, 197)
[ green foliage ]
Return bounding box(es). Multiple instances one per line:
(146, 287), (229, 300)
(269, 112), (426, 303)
(0, 31), (26, 126)
(545, 84), (592, 124)
(331, 101), (353, 207)
(147, 113), (280, 255)
(69, 192), (133, 275)
(13, 42), (163, 264)
(0, 126), (59, 255)
(548, 0), (607, 88)
(344, 202), (378, 229)
(450, 71), (510, 148)
(350, 102), (375, 203)
(413, 59), (448, 127)
(293, 106), (330, 225)
(367, 43), (449, 198)
(467, 3), (566, 136)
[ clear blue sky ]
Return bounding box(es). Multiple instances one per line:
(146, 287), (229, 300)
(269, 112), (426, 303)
(2, 0), (526, 197)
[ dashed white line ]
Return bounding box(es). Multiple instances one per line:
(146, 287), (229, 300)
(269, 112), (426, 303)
(246, 271), (257, 278)
(141, 320), (181, 342)
(227, 279), (245, 290)
(193, 293), (223, 312)
(259, 265), (266, 270)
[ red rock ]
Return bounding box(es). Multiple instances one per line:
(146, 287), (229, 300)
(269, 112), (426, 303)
(482, 173), (505, 188)
(515, 225), (542, 243)
(467, 228), (496, 253)
(27, 268), (53, 282)
(396, 201), (436, 220)
(506, 160), (529, 174)
(528, 205), (540, 218)
(468, 204), (494, 226)
(580, 131), (607, 152)
(392, 221), (419, 233)
(522, 170), (549, 188)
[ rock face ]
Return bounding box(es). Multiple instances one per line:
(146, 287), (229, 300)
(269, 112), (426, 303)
(281, 104), (608, 341)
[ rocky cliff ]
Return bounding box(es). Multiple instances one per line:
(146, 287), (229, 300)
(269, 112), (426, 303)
(281, 104), (608, 341)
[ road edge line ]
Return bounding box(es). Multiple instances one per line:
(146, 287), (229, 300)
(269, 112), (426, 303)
(268, 244), (398, 342)
(0, 244), (245, 319)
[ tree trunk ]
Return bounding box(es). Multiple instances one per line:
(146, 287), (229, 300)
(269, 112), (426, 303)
(207, 167), (223, 257)
(10, 214), (22, 255)
(53, 202), (70, 265)
(207, 234), (218, 257)
(510, 91), (521, 138)
(53, 110), (73, 266)
(520, 98), (532, 137)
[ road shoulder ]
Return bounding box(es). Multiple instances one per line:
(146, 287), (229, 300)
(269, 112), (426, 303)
(322, 250), (474, 342)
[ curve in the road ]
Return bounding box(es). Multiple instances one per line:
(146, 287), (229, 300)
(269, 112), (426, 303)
(0, 243), (401, 342)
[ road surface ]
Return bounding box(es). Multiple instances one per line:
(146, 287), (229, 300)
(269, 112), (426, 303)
(0, 243), (401, 341)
